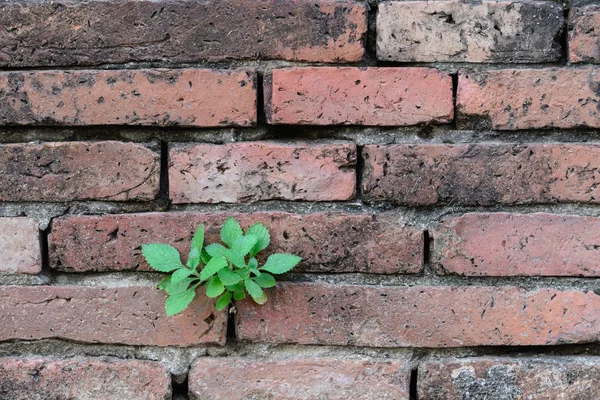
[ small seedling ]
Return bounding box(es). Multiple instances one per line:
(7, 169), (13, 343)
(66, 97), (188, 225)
(141, 217), (301, 316)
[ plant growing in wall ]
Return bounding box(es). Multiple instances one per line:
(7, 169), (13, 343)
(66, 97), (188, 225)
(141, 217), (301, 316)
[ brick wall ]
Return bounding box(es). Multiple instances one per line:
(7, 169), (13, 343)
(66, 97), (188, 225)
(1, 0), (600, 398)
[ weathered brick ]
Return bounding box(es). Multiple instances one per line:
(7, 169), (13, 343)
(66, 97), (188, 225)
(0, 286), (226, 346)
(362, 144), (600, 206)
(0, 69), (256, 127)
(569, 6), (600, 63)
(433, 213), (600, 277)
(457, 68), (600, 130)
(189, 357), (410, 400)
(0, 0), (365, 67)
(169, 142), (356, 203)
(0, 357), (171, 400)
(236, 282), (600, 347)
(266, 67), (453, 126)
(378, 0), (562, 63)
(0, 218), (40, 274)
(0, 141), (159, 202)
(49, 212), (422, 274)
(419, 357), (600, 399)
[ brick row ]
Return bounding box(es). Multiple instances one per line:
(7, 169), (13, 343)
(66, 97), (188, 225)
(236, 282), (600, 347)
(169, 142), (356, 203)
(0, 141), (159, 202)
(0, 69), (256, 127)
(0, 217), (40, 274)
(569, 5), (600, 63)
(432, 213), (600, 277)
(265, 67), (453, 126)
(49, 211), (422, 274)
(457, 68), (600, 130)
(377, 0), (563, 63)
(0, 286), (226, 346)
(0, 357), (171, 400)
(0, 0), (366, 67)
(7, 67), (600, 130)
(419, 357), (600, 399)
(362, 144), (600, 206)
(189, 357), (410, 399)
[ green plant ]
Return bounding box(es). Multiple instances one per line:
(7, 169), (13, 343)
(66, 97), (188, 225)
(141, 217), (301, 316)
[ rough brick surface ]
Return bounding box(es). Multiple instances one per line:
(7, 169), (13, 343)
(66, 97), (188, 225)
(0, 357), (171, 400)
(378, 0), (562, 63)
(0, 286), (226, 346)
(457, 68), (600, 130)
(169, 142), (356, 203)
(49, 212), (422, 274)
(569, 6), (600, 63)
(236, 282), (600, 347)
(362, 144), (600, 206)
(419, 357), (600, 399)
(0, 141), (159, 202)
(0, 0), (366, 66)
(189, 357), (410, 400)
(266, 67), (453, 126)
(0, 69), (256, 127)
(433, 213), (600, 277)
(0, 218), (40, 274)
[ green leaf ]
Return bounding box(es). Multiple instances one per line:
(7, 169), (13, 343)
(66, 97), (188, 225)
(205, 276), (225, 298)
(261, 253), (301, 274)
(220, 217), (243, 247)
(187, 246), (201, 269)
(218, 268), (242, 286)
(200, 249), (212, 264)
(200, 256), (228, 281)
(253, 273), (276, 288)
(244, 279), (267, 305)
(246, 223), (270, 257)
(232, 234), (258, 257)
(164, 278), (194, 296)
(248, 258), (258, 269)
(225, 283), (244, 292)
(250, 269), (261, 277)
(233, 290), (246, 301)
(158, 275), (171, 291)
(186, 224), (204, 269)
(165, 288), (195, 316)
(235, 268), (251, 280)
(205, 243), (227, 258)
(142, 244), (184, 272)
(206, 243), (246, 269)
(192, 224), (205, 252)
(215, 291), (232, 311)
(171, 267), (194, 284)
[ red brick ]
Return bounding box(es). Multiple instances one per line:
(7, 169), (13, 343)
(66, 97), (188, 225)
(433, 213), (600, 277)
(569, 6), (600, 63)
(169, 142), (356, 203)
(0, 69), (256, 127)
(235, 282), (600, 347)
(419, 357), (600, 399)
(362, 144), (600, 206)
(378, 0), (562, 63)
(457, 68), (600, 130)
(0, 0), (366, 67)
(0, 286), (226, 346)
(0, 357), (171, 400)
(0, 141), (159, 202)
(266, 67), (453, 126)
(49, 212), (422, 274)
(0, 218), (40, 274)
(189, 357), (410, 400)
